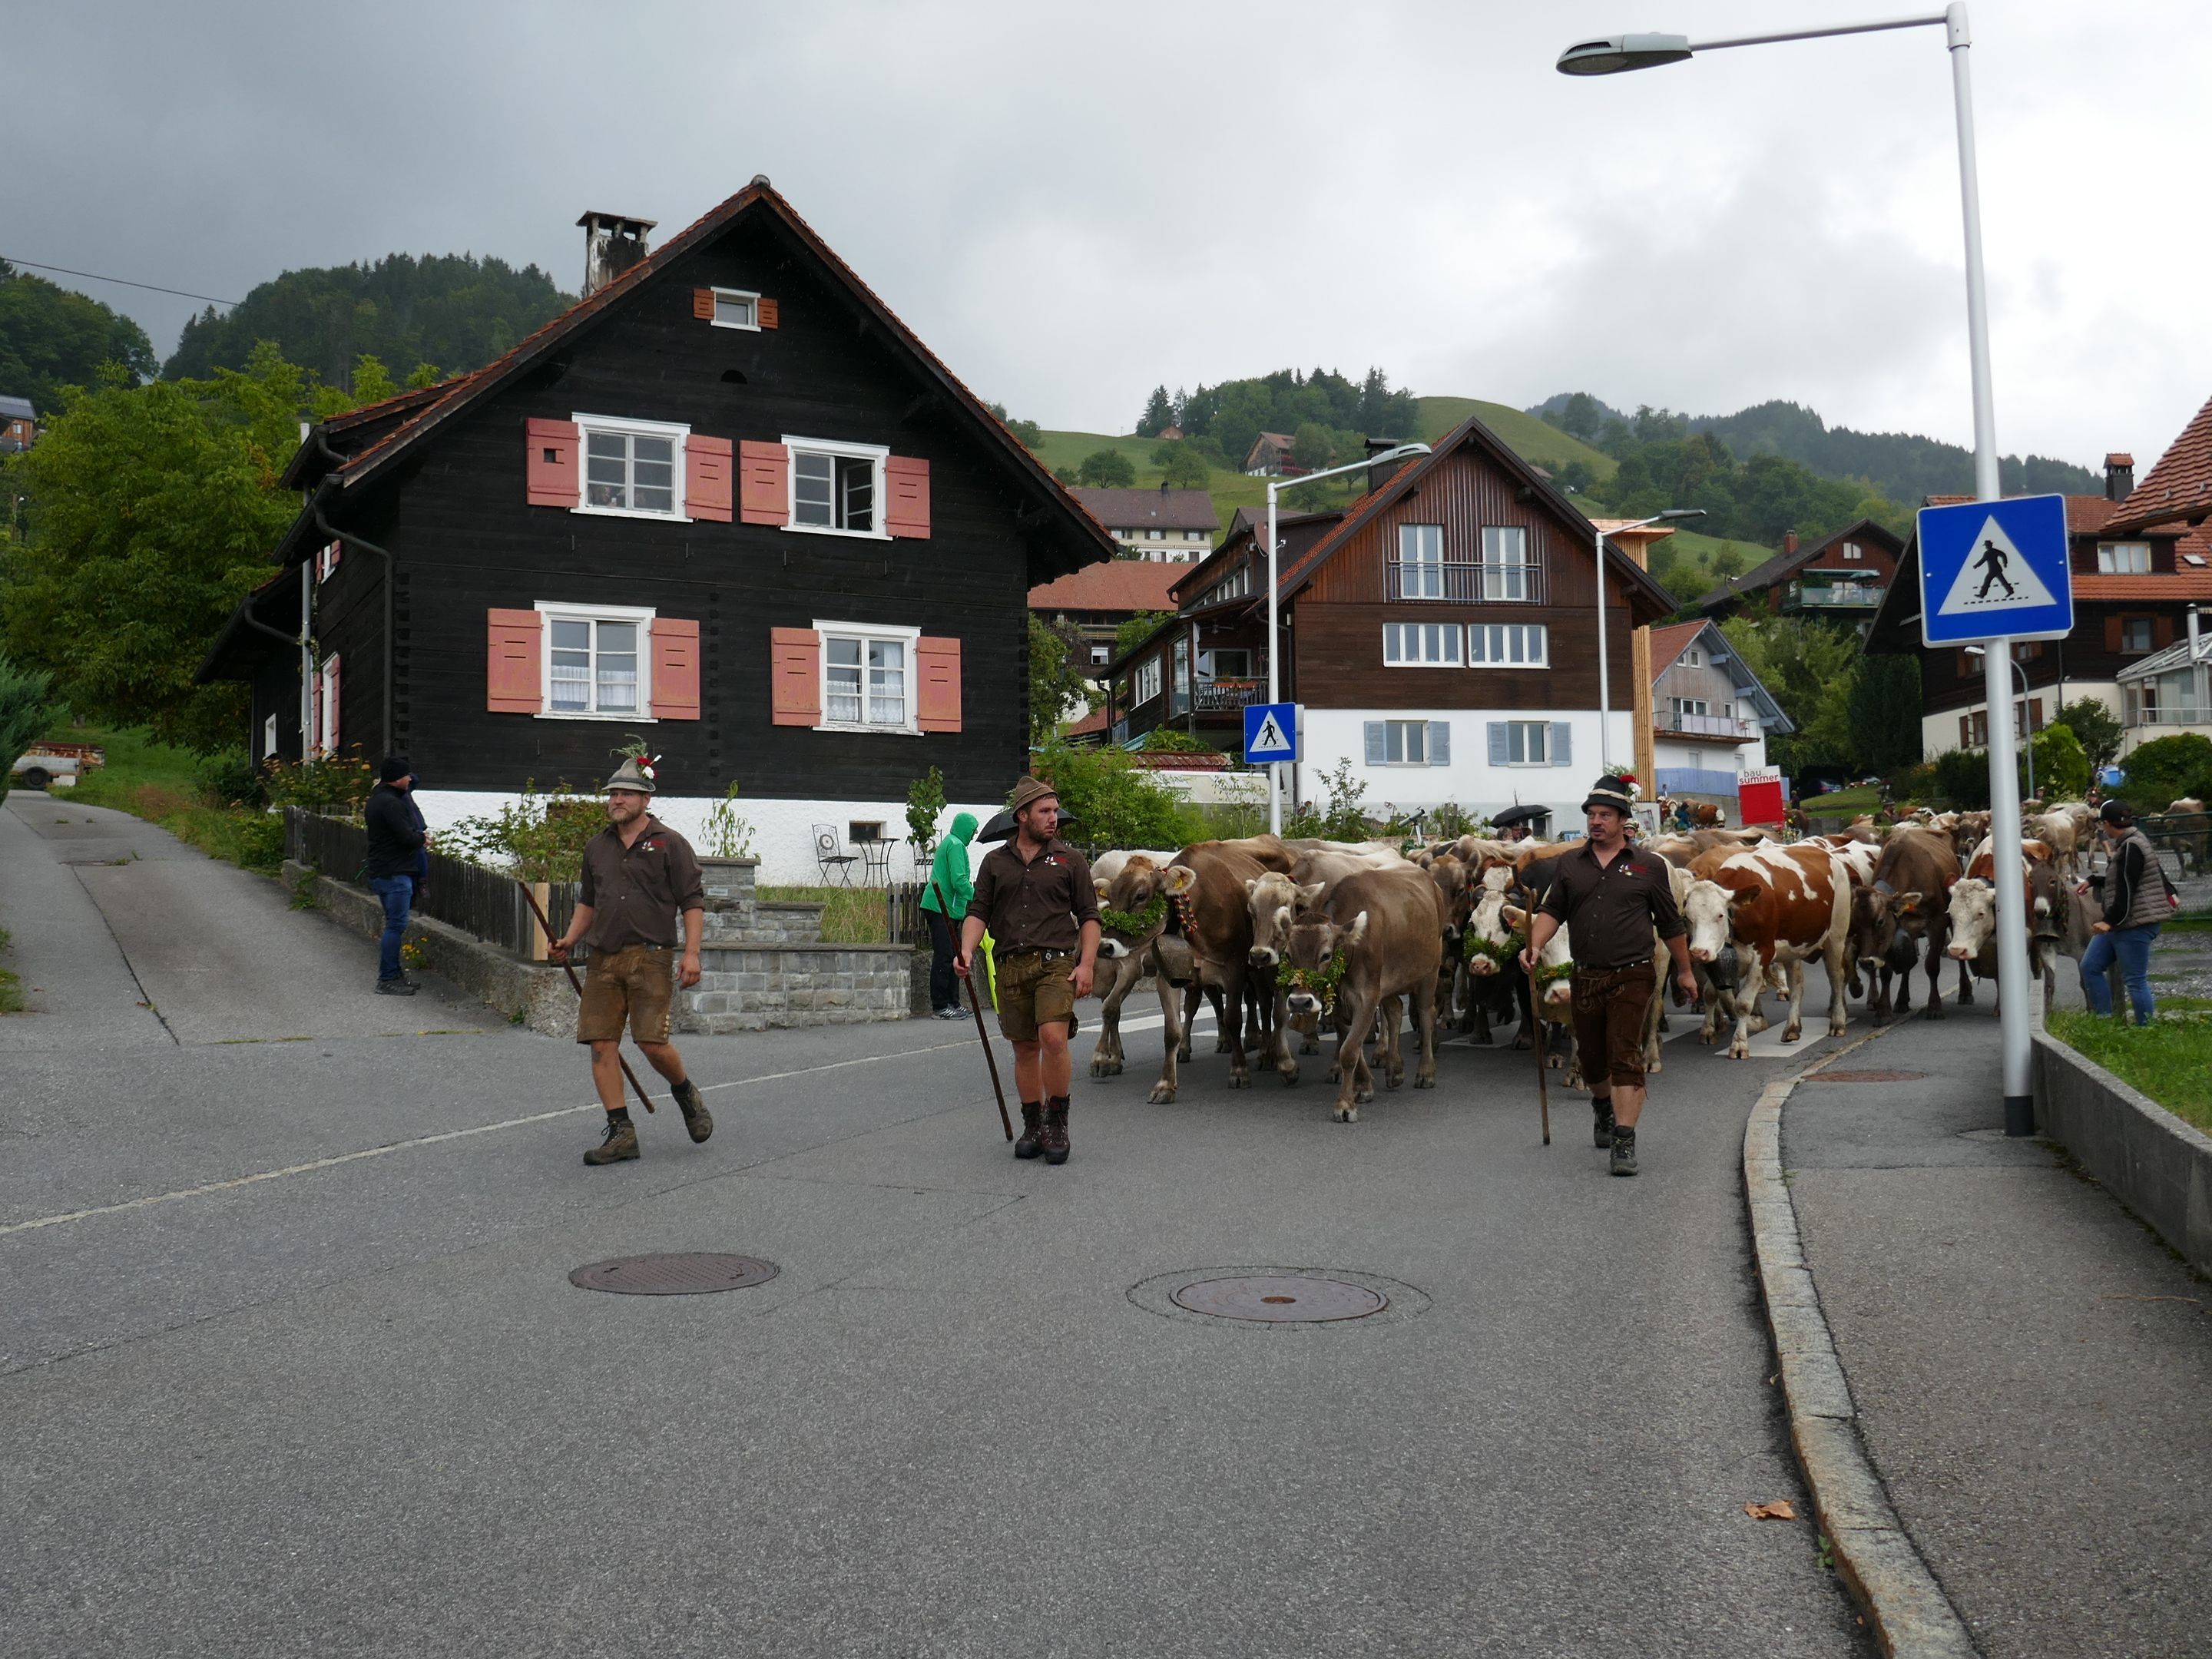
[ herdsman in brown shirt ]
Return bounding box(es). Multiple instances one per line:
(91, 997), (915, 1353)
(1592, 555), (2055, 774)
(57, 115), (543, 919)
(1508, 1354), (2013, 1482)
(957, 776), (1100, 1164)
(1522, 775), (1696, 1177)
(549, 757), (714, 1165)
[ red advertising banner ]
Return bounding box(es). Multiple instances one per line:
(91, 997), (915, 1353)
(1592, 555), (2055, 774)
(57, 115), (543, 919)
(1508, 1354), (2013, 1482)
(1738, 768), (1786, 827)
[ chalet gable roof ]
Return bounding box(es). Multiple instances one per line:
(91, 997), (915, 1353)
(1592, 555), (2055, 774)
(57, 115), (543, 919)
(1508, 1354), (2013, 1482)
(276, 177), (1114, 573)
(2109, 391), (2212, 533)
(1273, 409), (1680, 624)
(1647, 617), (1793, 732)
(1695, 517), (1902, 613)
(1068, 486), (1220, 532)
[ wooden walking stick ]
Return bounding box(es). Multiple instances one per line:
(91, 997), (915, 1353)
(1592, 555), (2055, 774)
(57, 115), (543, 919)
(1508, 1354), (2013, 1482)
(1518, 911), (1550, 1147)
(933, 880), (1013, 1141)
(516, 879), (654, 1114)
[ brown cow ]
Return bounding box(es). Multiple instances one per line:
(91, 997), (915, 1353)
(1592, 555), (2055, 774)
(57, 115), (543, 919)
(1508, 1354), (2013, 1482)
(1277, 866), (1445, 1121)
(1087, 853), (1203, 1081)
(1153, 836), (1296, 1101)
(1947, 839), (2060, 1004)
(1856, 826), (1959, 1020)
(1681, 843), (1851, 1058)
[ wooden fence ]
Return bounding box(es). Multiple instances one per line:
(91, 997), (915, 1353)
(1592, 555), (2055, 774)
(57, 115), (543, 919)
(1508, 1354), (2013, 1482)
(283, 806), (580, 958)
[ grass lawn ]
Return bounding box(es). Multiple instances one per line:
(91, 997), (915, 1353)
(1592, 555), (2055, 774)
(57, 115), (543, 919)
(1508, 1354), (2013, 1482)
(27, 724), (286, 876)
(2047, 1008), (2212, 1134)
(0, 925), (22, 1014)
(1799, 785), (1884, 815)
(758, 885), (892, 945)
(1412, 397), (1617, 481)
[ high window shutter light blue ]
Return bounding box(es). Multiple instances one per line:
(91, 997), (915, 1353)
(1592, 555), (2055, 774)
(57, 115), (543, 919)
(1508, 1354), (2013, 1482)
(1551, 722), (1573, 766)
(1428, 721), (1450, 766)
(1488, 722), (1508, 766)
(1364, 722), (1386, 766)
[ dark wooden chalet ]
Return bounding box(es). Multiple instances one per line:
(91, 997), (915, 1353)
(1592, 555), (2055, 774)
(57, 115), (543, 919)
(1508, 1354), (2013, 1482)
(1698, 517), (1905, 622)
(200, 179), (1114, 871)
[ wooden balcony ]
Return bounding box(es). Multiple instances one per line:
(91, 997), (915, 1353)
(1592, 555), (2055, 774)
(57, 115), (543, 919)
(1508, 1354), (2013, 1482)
(1782, 578), (1886, 612)
(1385, 559), (1548, 604)
(1194, 677), (1264, 712)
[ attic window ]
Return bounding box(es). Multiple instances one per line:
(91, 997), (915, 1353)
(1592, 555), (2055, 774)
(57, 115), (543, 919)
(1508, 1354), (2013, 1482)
(2098, 541), (2151, 574)
(2186, 554), (2207, 568)
(710, 288), (760, 330)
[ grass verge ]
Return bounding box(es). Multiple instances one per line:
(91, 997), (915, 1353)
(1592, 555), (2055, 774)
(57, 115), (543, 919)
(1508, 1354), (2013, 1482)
(2047, 1008), (2212, 1134)
(758, 886), (892, 945)
(0, 924), (22, 1014)
(30, 725), (286, 876)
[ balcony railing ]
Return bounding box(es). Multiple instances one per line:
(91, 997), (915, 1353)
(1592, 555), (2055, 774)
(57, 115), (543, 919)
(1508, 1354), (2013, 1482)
(1194, 677), (1264, 711)
(1386, 559), (1548, 604)
(1655, 709), (1760, 740)
(2124, 704), (2212, 730)
(1783, 580), (1886, 611)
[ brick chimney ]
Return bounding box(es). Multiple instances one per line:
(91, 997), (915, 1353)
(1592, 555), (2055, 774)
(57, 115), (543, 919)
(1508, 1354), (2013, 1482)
(577, 211), (657, 296)
(1783, 529), (1799, 556)
(1366, 435), (1412, 495)
(2105, 452), (2135, 502)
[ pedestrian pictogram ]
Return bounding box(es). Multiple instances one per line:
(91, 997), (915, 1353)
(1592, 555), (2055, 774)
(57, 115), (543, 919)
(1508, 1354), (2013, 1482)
(1917, 493), (2072, 646)
(1244, 701), (1300, 763)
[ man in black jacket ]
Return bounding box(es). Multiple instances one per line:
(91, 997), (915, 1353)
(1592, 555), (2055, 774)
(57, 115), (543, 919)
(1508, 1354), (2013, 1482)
(363, 757), (428, 995)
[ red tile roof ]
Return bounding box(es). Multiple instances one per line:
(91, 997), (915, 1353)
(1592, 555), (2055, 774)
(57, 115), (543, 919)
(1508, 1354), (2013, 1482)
(2113, 392), (2212, 531)
(1065, 703), (1111, 738)
(1647, 620), (1707, 679)
(2067, 495), (2124, 534)
(2072, 573), (2212, 600)
(1028, 561), (1184, 614)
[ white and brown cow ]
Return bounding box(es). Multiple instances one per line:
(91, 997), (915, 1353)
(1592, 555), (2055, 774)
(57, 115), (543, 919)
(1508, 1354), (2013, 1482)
(1682, 843), (1851, 1059)
(1279, 866), (1445, 1121)
(1151, 836), (1297, 1101)
(1947, 838), (2061, 1004)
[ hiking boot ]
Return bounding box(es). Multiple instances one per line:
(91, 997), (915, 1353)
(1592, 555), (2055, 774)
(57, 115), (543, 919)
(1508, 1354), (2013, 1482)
(672, 1078), (714, 1144)
(1609, 1125), (1638, 1177)
(1592, 1097), (1615, 1149)
(1013, 1103), (1044, 1159)
(1041, 1098), (1071, 1166)
(584, 1116), (640, 1166)
(375, 978), (417, 997)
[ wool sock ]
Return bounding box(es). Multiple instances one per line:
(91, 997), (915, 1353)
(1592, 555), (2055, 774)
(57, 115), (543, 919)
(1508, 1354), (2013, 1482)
(608, 1107), (632, 1129)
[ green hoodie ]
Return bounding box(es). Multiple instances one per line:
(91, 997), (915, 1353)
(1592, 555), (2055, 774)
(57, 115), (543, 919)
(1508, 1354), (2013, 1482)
(919, 810), (979, 917)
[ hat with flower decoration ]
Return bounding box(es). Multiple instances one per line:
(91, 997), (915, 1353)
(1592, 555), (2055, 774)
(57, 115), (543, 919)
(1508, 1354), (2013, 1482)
(604, 755), (659, 794)
(1580, 773), (1638, 816)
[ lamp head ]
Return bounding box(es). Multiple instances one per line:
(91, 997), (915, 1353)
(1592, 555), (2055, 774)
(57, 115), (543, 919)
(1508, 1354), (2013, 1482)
(1557, 32), (1694, 75)
(1658, 507), (1707, 521)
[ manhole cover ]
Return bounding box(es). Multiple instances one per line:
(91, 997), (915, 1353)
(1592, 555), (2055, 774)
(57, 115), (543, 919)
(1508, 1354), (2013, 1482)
(1804, 1069), (1927, 1084)
(568, 1253), (780, 1296)
(1170, 1274), (1387, 1323)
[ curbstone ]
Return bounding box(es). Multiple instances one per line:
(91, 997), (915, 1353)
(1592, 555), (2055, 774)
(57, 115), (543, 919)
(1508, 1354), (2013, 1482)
(1745, 1031), (1980, 1658)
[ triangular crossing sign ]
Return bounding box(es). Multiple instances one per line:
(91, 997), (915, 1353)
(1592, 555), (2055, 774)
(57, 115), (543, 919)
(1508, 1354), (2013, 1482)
(1249, 710), (1290, 753)
(1936, 513), (2059, 621)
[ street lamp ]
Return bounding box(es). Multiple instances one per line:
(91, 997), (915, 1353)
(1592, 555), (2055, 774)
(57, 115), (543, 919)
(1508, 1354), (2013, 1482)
(1965, 644), (2032, 799)
(1264, 444), (1432, 832)
(1595, 508), (1704, 770)
(1559, 3), (2039, 1141)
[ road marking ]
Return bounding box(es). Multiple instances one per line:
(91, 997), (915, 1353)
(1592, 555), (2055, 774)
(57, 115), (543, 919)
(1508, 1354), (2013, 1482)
(0, 1037), (976, 1240)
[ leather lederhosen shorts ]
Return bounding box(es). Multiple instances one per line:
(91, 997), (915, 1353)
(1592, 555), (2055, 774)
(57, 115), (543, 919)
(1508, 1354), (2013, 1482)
(1570, 961), (1657, 1090)
(994, 949), (1079, 1044)
(577, 944), (677, 1045)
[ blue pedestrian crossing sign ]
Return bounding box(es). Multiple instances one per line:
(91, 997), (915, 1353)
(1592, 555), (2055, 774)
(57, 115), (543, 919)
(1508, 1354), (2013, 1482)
(1243, 701), (1300, 763)
(1917, 493), (2073, 646)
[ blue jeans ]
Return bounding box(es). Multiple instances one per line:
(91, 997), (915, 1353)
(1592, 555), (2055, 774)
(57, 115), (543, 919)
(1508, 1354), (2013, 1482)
(368, 875), (412, 983)
(2080, 924), (2158, 1024)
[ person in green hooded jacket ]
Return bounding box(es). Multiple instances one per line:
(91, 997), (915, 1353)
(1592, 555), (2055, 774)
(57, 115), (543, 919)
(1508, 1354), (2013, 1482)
(920, 810), (979, 1018)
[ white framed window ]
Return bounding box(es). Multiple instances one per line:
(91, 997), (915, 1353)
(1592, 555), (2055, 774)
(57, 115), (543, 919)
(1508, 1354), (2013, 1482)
(536, 601), (654, 720)
(708, 286), (760, 330)
(2098, 541), (2151, 574)
(1185, 528), (1206, 541)
(316, 656), (341, 753)
(1684, 647), (1702, 667)
(1398, 523), (1445, 598)
(575, 413), (687, 521)
(1842, 541), (1863, 561)
(1479, 525), (1532, 601)
(2121, 617), (2154, 653)
(1134, 657), (1162, 704)
(1671, 697), (1710, 717)
(1468, 623), (1548, 666)
(1091, 644), (1111, 665)
(1503, 720), (1549, 765)
(1148, 528), (1165, 541)
(316, 539), (342, 581)
(1198, 647), (1250, 679)
(1383, 719), (1429, 765)
(262, 713), (279, 759)
(813, 618), (919, 733)
(1382, 620), (1462, 666)
(786, 435), (887, 538)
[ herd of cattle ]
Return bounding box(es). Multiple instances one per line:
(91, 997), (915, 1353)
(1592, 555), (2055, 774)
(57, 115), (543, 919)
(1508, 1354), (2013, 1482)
(1077, 800), (2124, 1124)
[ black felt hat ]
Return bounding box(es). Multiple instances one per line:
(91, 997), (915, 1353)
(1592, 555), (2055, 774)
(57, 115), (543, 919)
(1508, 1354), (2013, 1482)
(1580, 775), (1636, 816)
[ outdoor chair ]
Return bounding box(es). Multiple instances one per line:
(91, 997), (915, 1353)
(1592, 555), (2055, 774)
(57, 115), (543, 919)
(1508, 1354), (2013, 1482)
(813, 824), (860, 886)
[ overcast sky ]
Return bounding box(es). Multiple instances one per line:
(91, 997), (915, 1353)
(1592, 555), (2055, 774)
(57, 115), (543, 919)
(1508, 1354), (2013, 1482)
(8, 2), (2207, 470)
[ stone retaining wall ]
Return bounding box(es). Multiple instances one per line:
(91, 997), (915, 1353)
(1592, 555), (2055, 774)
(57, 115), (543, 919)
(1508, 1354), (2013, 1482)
(684, 944), (914, 1033)
(2033, 1027), (2212, 1278)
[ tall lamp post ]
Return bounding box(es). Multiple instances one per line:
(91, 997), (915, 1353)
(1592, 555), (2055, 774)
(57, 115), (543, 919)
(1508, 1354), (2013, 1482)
(1560, 3), (2038, 1137)
(1595, 508), (1704, 770)
(1264, 444), (1432, 832)
(1965, 644), (2032, 800)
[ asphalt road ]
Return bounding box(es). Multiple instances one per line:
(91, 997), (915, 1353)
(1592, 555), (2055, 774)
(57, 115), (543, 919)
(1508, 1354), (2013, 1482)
(2, 799), (1875, 1657)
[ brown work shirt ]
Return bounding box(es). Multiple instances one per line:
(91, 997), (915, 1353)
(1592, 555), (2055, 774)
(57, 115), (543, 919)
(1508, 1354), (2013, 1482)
(578, 815), (705, 953)
(1538, 839), (1684, 970)
(966, 836), (1099, 952)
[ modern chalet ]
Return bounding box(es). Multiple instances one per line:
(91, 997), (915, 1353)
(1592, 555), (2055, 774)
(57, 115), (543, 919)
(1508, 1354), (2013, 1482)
(1697, 518), (1904, 623)
(198, 180), (1116, 882)
(1646, 619), (1792, 804)
(1102, 416), (1681, 820)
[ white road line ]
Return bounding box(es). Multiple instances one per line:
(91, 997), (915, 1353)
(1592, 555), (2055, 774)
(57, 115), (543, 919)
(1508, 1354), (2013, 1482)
(0, 1037), (977, 1240)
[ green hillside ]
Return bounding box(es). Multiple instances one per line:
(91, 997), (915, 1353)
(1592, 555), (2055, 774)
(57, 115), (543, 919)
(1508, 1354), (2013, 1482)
(1414, 397), (1617, 480)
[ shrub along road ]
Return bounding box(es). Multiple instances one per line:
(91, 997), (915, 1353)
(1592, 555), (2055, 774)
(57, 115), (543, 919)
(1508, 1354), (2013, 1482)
(2, 799), (1884, 1654)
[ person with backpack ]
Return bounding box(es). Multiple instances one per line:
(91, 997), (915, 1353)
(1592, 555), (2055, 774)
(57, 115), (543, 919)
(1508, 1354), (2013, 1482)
(2075, 799), (2170, 1025)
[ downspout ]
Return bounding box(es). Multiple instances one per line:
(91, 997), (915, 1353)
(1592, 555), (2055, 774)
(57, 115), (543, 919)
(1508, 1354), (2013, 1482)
(315, 504), (396, 763)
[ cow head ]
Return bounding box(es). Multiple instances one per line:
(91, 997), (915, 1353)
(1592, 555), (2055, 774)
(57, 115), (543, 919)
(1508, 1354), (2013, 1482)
(1502, 902), (1574, 1010)
(1463, 866), (1519, 976)
(1096, 856), (1170, 960)
(1246, 873), (1324, 969)
(1945, 877), (1998, 960)
(1681, 878), (1756, 964)
(1283, 908), (1366, 1018)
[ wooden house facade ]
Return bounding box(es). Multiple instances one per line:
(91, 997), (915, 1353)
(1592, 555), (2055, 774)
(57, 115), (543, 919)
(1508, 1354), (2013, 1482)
(199, 179), (1114, 881)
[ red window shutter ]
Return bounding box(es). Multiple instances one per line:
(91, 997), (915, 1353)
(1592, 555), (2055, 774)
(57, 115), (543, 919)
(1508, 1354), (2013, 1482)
(651, 618), (701, 720)
(692, 287), (716, 321)
(686, 435), (733, 522)
(916, 637), (962, 732)
(740, 440), (790, 525)
(487, 608), (544, 714)
(2104, 615), (2122, 651)
(525, 418), (580, 508)
(770, 627), (821, 726)
(1959, 715), (1970, 747)
(885, 455), (932, 539)
(757, 296), (779, 329)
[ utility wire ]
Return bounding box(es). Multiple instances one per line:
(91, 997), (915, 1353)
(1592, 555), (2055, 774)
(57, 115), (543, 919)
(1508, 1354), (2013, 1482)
(1, 256), (240, 307)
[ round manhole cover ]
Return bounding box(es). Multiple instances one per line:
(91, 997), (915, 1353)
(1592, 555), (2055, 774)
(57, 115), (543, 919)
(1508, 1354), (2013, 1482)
(568, 1253), (780, 1296)
(1805, 1069), (1928, 1084)
(1170, 1274), (1387, 1323)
